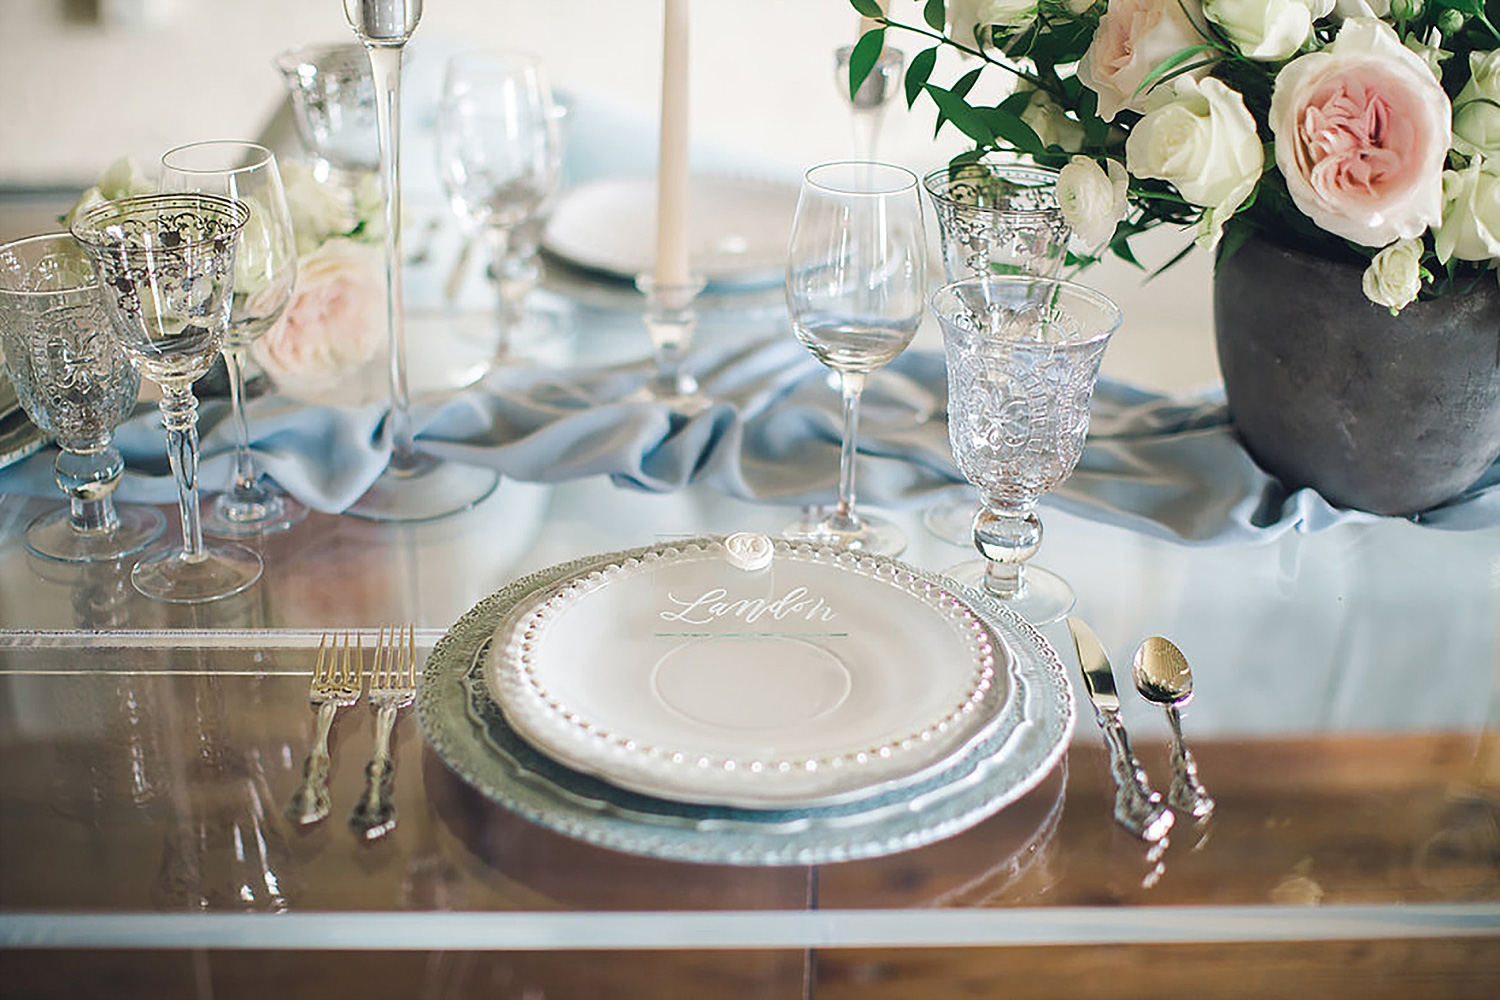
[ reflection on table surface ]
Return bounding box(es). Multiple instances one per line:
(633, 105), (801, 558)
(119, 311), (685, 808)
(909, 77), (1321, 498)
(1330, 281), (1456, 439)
(1, 477), (1497, 996)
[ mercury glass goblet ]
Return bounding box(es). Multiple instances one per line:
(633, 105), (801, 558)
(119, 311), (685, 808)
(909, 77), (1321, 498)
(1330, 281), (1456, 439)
(160, 140), (305, 537)
(436, 50), (562, 361)
(0, 233), (165, 563)
(923, 162), (1073, 546)
(931, 275), (1120, 624)
(273, 42), (379, 180)
(783, 161), (926, 555)
(71, 193), (263, 604)
(344, 0), (500, 521)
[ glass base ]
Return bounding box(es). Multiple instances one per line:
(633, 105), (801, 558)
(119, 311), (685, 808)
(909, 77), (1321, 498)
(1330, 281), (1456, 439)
(941, 559), (1076, 625)
(25, 504), (166, 564)
(783, 508), (906, 557)
(922, 486), (980, 545)
(204, 488), (309, 538)
(346, 453), (500, 523)
(131, 541), (263, 604)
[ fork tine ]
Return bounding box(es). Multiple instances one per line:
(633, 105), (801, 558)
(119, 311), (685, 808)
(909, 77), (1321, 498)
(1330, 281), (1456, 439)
(312, 633), (330, 686)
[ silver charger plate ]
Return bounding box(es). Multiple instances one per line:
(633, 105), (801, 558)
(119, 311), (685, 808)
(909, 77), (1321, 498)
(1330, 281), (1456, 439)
(418, 538), (1075, 866)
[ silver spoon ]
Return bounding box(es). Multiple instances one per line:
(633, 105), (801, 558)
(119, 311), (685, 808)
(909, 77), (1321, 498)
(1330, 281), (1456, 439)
(1132, 636), (1215, 820)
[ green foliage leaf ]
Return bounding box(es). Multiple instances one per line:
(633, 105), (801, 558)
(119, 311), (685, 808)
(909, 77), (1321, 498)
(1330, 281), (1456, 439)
(923, 0), (947, 32)
(979, 107), (1047, 157)
(925, 83), (996, 145)
(850, 0), (885, 17)
(905, 47), (938, 109)
(1134, 44), (1222, 97)
(848, 29), (885, 102)
(931, 67), (984, 137)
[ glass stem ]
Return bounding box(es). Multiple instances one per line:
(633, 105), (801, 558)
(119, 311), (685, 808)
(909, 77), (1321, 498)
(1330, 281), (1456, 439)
(159, 384), (206, 562)
(223, 345), (261, 501)
(833, 370), (867, 529)
(366, 42), (417, 472)
(57, 446), (122, 535)
(481, 225), (514, 357)
(973, 501), (1042, 600)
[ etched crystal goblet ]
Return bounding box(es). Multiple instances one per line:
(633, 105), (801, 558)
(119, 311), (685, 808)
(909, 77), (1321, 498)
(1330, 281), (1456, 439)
(923, 162), (1073, 546)
(160, 140), (305, 537)
(71, 193), (263, 604)
(274, 41), (379, 179)
(0, 233), (165, 563)
(931, 275), (1120, 624)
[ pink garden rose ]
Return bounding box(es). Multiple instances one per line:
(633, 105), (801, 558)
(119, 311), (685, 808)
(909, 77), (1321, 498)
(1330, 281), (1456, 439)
(1078, 0), (1208, 122)
(1268, 17), (1451, 247)
(251, 237), (383, 392)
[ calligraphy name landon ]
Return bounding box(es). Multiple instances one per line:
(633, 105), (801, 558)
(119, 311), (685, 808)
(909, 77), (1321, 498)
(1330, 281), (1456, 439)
(658, 586), (838, 627)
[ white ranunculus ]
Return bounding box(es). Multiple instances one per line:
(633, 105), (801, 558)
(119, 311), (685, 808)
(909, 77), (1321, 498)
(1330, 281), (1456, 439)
(1057, 156), (1130, 248)
(1361, 237), (1426, 314)
(1203, 0), (1331, 61)
(1125, 76), (1264, 247)
(279, 159), (357, 256)
(1454, 50), (1500, 158)
(1435, 157), (1500, 263)
(251, 237), (383, 390)
(1270, 18), (1451, 247)
(1332, 0), (1390, 15)
(1078, 0), (1209, 122)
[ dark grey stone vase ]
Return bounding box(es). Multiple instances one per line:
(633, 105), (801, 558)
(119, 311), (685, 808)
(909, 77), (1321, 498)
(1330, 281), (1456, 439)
(1214, 235), (1500, 516)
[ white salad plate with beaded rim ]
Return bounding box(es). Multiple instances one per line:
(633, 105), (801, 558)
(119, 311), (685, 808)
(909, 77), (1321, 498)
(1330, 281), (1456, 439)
(485, 535), (1008, 808)
(417, 536), (1076, 865)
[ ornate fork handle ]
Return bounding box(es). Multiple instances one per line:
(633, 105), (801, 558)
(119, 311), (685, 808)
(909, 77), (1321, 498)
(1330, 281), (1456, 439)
(1100, 713), (1174, 843)
(350, 701), (401, 840)
(287, 699), (339, 826)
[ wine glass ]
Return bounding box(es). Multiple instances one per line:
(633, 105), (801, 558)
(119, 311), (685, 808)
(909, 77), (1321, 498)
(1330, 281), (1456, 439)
(930, 275), (1120, 625)
(922, 162), (1073, 546)
(783, 161), (926, 555)
(344, 0), (500, 521)
(436, 50), (562, 360)
(160, 140), (305, 538)
(273, 42), (378, 181)
(70, 193), (263, 604)
(0, 233), (165, 562)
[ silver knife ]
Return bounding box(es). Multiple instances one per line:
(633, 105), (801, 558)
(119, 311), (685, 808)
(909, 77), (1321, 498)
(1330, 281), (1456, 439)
(1067, 617), (1175, 843)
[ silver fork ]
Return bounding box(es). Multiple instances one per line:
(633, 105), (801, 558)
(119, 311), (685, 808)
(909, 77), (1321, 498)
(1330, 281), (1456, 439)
(350, 624), (417, 840)
(287, 632), (363, 825)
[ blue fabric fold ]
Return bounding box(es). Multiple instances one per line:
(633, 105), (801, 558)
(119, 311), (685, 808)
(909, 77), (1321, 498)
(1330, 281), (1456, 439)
(2, 333), (1496, 545)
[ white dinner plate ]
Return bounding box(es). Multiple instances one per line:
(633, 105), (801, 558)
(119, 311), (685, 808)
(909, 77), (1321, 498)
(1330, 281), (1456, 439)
(541, 175), (799, 287)
(485, 536), (1008, 809)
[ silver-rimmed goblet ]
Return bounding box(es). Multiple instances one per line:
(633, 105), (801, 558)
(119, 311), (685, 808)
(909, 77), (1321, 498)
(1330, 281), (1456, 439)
(160, 139), (305, 538)
(931, 275), (1120, 624)
(71, 193), (263, 604)
(0, 233), (165, 563)
(343, 0), (500, 521)
(273, 42), (378, 180)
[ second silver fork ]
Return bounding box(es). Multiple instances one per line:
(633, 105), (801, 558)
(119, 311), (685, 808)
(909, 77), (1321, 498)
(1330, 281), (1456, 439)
(350, 624), (417, 840)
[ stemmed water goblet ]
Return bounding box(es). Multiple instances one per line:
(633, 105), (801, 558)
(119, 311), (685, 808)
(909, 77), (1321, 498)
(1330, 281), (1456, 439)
(160, 140), (305, 537)
(436, 50), (562, 361)
(71, 193), (263, 604)
(344, 0), (499, 521)
(930, 275), (1120, 624)
(783, 161), (926, 555)
(0, 233), (165, 563)
(273, 42), (379, 181)
(922, 162), (1073, 546)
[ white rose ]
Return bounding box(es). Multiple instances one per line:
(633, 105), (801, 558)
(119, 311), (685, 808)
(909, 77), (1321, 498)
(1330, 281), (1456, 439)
(1020, 88), (1087, 152)
(279, 159), (357, 255)
(1125, 76), (1263, 247)
(1202, 0), (1332, 61)
(63, 156), (155, 227)
(250, 238), (383, 390)
(1361, 237), (1426, 314)
(1078, 0), (1208, 122)
(1435, 157), (1500, 263)
(1454, 50), (1500, 159)
(1331, 0), (1389, 15)
(948, 0), (1039, 46)
(1057, 156), (1130, 248)
(1270, 18), (1451, 247)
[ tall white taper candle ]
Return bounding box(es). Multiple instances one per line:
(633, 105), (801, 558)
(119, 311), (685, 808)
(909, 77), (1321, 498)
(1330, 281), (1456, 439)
(655, 0), (691, 287)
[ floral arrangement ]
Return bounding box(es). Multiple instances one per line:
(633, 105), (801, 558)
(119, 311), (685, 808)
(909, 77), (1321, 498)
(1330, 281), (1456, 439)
(65, 156), (385, 392)
(848, 0), (1500, 313)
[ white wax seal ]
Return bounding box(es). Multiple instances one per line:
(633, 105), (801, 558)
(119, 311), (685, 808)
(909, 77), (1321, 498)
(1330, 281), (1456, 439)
(723, 532), (774, 572)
